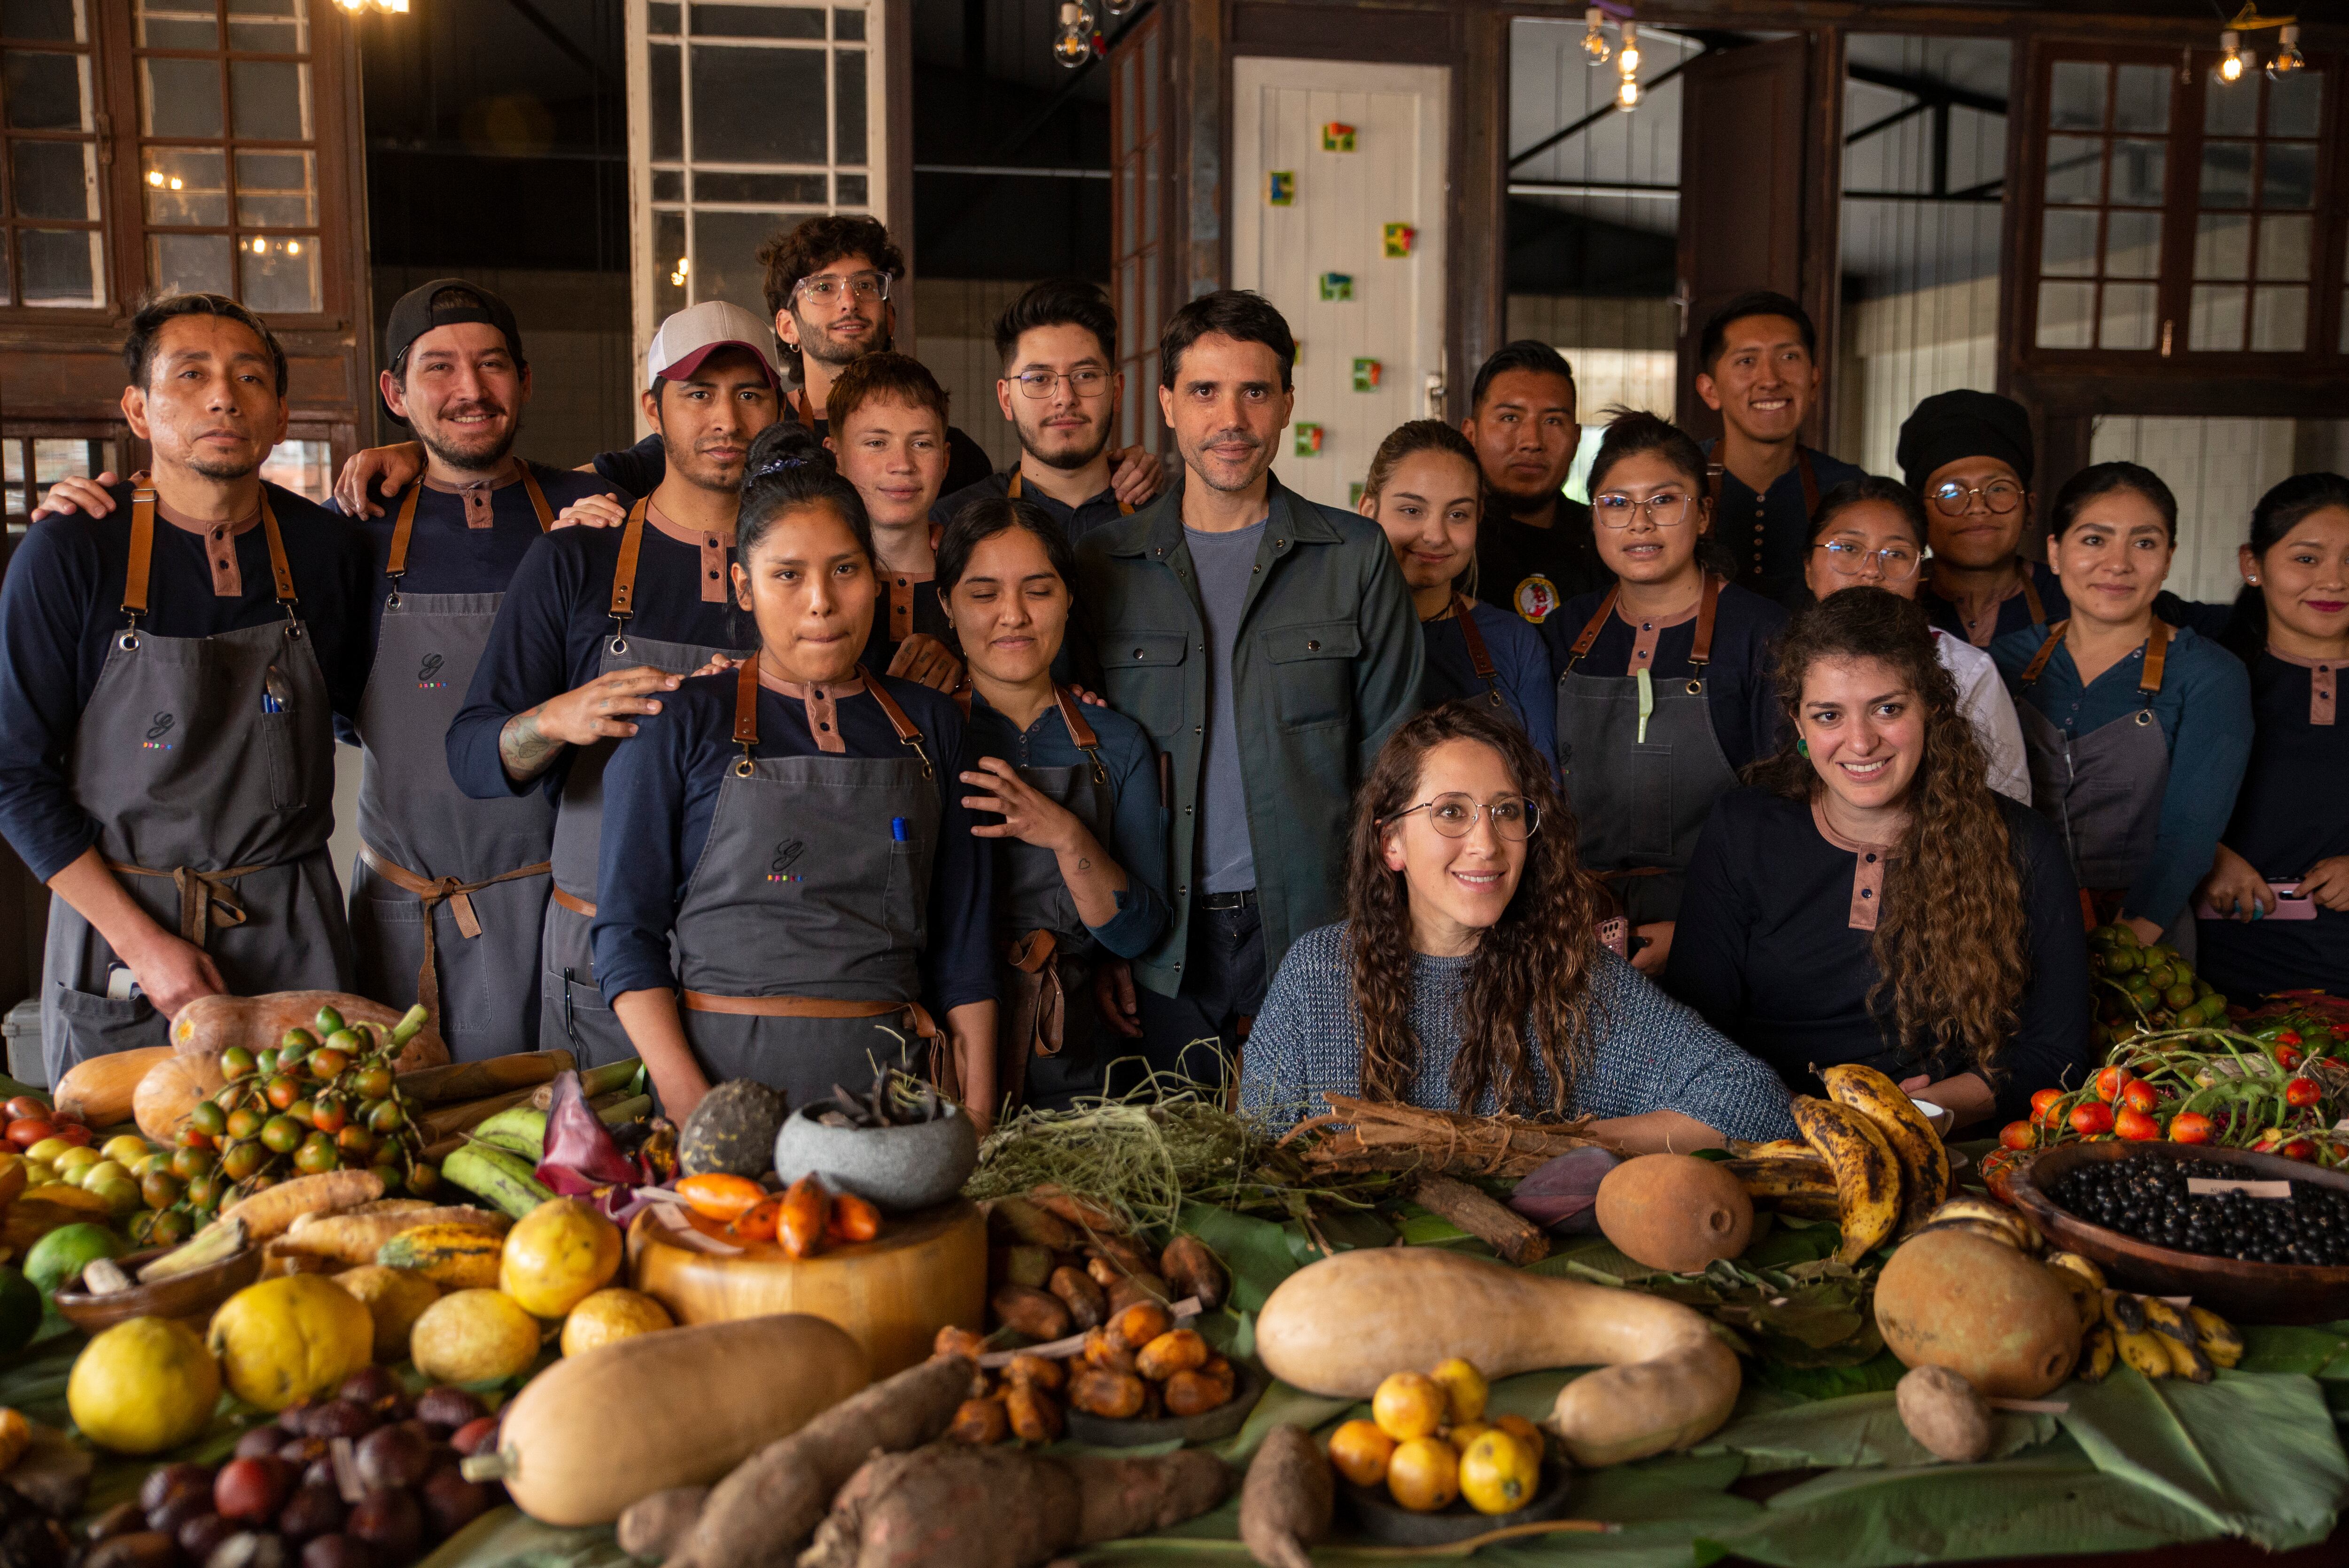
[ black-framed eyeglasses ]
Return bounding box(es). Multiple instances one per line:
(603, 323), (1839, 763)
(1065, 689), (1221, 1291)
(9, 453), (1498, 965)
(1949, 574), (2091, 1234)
(795, 270), (890, 305)
(1014, 367), (1109, 399)
(1816, 539), (1923, 580)
(1380, 792), (1540, 840)
(1927, 479), (2022, 517)
(1592, 490), (1694, 529)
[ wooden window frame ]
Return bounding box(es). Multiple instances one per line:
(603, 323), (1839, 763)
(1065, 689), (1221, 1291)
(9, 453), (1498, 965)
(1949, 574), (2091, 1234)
(1109, 6), (1171, 456)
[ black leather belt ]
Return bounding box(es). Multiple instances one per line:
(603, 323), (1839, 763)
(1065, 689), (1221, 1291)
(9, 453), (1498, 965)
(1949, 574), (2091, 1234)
(1200, 889), (1257, 910)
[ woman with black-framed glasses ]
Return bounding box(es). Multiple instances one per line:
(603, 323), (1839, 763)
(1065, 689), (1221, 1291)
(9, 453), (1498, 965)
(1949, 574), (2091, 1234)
(1237, 702), (1796, 1146)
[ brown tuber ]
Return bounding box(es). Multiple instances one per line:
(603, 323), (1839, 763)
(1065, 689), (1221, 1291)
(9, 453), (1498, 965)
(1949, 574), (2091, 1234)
(1895, 1365), (1995, 1463)
(1105, 1273), (1172, 1316)
(1135, 1328), (1209, 1381)
(948, 1398), (1010, 1445)
(1003, 1383), (1064, 1445)
(615, 1484), (708, 1559)
(1003, 1353), (1064, 1393)
(1159, 1235), (1227, 1310)
(1164, 1358), (1236, 1418)
(1068, 1369), (1147, 1420)
(989, 1284), (1070, 1343)
(1082, 1327), (1136, 1374)
(1238, 1425), (1332, 1568)
(1108, 1301), (1170, 1351)
(1048, 1266), (1106, 1331)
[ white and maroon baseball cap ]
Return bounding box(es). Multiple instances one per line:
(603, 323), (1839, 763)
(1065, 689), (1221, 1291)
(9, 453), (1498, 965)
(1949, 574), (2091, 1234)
(645, 300), (782, 389)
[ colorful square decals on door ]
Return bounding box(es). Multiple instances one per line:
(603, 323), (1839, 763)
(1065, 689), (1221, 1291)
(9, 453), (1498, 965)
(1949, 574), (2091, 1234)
(1266, 170), (1296, 206)
(1322, 122), (1356, 153)
(1295, 424), (1324, 457)
(1351, 357), (1382, 391)
(1383, 223), (1416, 257)
(1318, 272), (1353, 302)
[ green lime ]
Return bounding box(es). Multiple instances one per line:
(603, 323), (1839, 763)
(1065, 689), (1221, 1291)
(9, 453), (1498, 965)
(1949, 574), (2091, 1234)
(24, 1223), (126, 1297)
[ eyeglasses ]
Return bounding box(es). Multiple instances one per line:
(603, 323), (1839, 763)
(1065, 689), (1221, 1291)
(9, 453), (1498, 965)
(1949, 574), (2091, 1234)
(794, 270), (891, 306)
(1927, 479), (2022, 517)
(1381, 792), (1540, 840)
(1816, 539), (1923, 580)
(1592, 490), (1693, 529)
(1013, 367), (1109, 399)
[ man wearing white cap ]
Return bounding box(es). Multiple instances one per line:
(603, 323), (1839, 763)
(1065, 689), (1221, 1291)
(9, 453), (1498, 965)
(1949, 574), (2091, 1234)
(445, 301), (781, 1068)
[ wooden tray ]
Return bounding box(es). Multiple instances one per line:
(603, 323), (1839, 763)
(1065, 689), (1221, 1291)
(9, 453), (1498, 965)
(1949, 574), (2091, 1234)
(2006, 1141), (2349, 1324)
(628, 1196), (986, 1375)
(52, 1243), (262, 1333)
(1339, 1464), (1575, 1546)
(1063, 1360), (1266, 1448)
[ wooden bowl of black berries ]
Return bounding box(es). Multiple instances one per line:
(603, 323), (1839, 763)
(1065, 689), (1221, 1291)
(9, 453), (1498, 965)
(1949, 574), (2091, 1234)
(2008, 1141), (2349, 1324)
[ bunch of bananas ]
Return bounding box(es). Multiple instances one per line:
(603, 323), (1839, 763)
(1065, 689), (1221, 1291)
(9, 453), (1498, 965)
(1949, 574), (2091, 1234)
(1724, 1063), (1951, 1265)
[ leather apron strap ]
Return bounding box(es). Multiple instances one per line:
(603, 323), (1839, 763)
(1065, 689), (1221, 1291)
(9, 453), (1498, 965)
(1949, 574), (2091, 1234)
(2021, 620), (2068, 686)
(1563, 586), (1619, 671)
(389, 466), (555, 595)
(125, 476), (296, 619)
(551, 886), (596, 918)
(102, 861), (271, 947)
(1450, 592), (1506, 710)
(1691, 572), (1722, 669)
(1054, 685), (1108, 783)
(358, 842), (551, 1028)
(609, 497), (650, 625)
(679, 993), (938, 1035)
(863, 668), (935, 778)
(2021, 571), (2047, 629)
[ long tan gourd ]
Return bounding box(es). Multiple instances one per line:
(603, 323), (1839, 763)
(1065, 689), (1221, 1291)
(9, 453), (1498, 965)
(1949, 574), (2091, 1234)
(132, 1051), (227, 1144)
(1253, 1249), (1740, 1466)
(482, 1313), (871, 1524)
(53, 1046), (174, 1127)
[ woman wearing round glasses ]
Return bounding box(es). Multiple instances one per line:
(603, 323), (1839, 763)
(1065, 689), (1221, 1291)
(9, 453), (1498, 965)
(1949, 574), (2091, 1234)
(1802, 476), (2028, 801)
(1545, 411), (1788, 974)
(1238, 703), (1796, 1146)
(1668, 589), (2090, 1130)
(1989, 463), (2252, 952)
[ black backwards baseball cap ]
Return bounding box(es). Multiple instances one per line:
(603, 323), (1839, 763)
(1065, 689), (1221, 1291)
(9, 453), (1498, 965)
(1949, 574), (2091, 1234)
(381, 278), (524, 425)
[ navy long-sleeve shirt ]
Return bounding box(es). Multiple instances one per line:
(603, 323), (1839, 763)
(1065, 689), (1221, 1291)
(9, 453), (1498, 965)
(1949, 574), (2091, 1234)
(1665, 787), (2092, 1126)
(1991, 621), (2252, 930)
(1698, 441), (1867, 605)
(590, 672), (993, 1011)
(963, 687), (1169, 960)
(1422, 599), (1559, 772)
(0, 480), (372, 880)
(1920, 560), (2069, 648)
(932, 468), (1131, 548)
(593, 422), (992, 501)
(1543, 579), (1788, 773)
(446, 516), (747, 805)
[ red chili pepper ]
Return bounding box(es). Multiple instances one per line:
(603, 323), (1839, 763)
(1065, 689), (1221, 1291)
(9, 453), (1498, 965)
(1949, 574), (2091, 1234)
(2095, 1066), (2130, 1103)
(2167, 1111), (2213, 1144)
(2114, 1106), (2162, 1141)
(1999, 1120), (2037, 1151)
(2286, 1076), (2324, 1109)
(2119, 1079), (2161, 1114)
(2071, 1101), (2115, 1137)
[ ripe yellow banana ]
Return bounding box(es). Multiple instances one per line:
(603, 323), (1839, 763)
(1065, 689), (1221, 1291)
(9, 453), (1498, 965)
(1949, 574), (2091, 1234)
(1790, 1095), (1903, 1265)
(1929, 1195), (2042, 1255)
(2040, 1261), (2103, 1328)
(2077, 1323), (2116, 1382)
(2043, 1251), (2108, 1294)
(1722, 1155), (1835, 1196)
(2161, 1333), (2216, 1383)
(2190, 1306), (2243, 1367)
(2102, 1290), (2147, 1336)
(2137, 1295), (2195, 1346)
(1820, 1062), (1950, 1234)
(1738, 1139), (1815, 1160)
(2116, 1328), (2174, 1379)
(1768, 1192), (1847, 1223)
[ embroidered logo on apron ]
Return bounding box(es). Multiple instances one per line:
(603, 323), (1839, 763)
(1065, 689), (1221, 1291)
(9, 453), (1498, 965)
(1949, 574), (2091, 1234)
(768, 839), (806, 884)
(142, 712), (175, 751)
(1513, 574), (1560, 624)
(416, 652), (447, 689)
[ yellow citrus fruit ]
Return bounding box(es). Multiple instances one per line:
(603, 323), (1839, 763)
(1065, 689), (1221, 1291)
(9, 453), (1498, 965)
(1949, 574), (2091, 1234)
(560, 1288), (674, 1358)
(1494, 1413), (1546, 1453)
(68, 1316), (220, 1454)
(330, 1264), (441, 1362)
(207, 1274), (374, 1413)
(409, 1289), (543, 1384)
(1326, 1418), (1397, 1487)
(1385, 1436), (1460, 1513)
(1459, 1429), (1540, 1516)
(1431, 1357), (1489, 1425)
(1447, 1420), (1493, 1452)
(1372, 1370), (1447, 1442)
(499, 1198), (623, 1319)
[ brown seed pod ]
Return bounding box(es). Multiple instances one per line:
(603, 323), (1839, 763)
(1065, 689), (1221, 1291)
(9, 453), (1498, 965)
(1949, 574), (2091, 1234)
(1068, 1368), (1148, 1420)
(948, 1398), (1010, 1446)
(1004, 1383), (1064, 1445)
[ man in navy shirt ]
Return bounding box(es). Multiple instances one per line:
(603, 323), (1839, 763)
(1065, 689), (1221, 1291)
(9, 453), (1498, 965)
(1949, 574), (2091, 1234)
(1463, 341), (1602, 627)
(1693, 291), (1865, 604)
(0, 295), (371, 1078)
(932, 279), (1154, 544)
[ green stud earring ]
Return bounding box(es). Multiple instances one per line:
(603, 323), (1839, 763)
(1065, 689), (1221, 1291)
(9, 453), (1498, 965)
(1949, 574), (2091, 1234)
(1797, 738), (1810, 758)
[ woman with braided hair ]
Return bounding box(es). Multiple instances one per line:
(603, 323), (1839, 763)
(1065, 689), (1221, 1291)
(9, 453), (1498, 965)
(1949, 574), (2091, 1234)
(1237, 700), (1794, 1146)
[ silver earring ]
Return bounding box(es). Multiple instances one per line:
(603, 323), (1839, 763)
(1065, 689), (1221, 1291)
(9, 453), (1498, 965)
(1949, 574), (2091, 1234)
(2248, 575), (2259, 584)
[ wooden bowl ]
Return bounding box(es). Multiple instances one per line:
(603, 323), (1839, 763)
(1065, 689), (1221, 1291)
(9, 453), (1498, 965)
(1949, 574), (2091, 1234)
(1063, 1359), (1266, 1448)
(1338, 1463), (1575, 1546)
(2006, 1141), (2349, 1324)
(51, 1243), (262, 1333)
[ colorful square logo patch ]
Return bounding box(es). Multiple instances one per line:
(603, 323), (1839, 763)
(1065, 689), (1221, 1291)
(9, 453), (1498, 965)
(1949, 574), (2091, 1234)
(1383, 222), (1416, 257)
(1318, 272), (1353, 302)
(1322, 122), (1356, 153)
(1294, 424), (1324, 457)
(1351, 357), (1382, 391)
(1266, 170), (1296, 206)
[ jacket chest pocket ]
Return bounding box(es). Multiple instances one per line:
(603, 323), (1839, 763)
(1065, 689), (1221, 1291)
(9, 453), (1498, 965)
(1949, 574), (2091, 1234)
(1261, 619), (1360, 730)
(1098, 630), (1189, 736)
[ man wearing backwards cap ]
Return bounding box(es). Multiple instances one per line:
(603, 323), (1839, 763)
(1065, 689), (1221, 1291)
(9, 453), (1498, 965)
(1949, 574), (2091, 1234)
(1902, 389), (2071, 648)
(446, 301), (780, 1069)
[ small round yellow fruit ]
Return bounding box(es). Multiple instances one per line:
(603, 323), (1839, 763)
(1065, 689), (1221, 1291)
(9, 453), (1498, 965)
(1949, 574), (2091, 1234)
(207, 1275), (373, 1413)
(410, 1289), (542, 1384)
(499, 1198), (623, 1319)
(560, 1288), (673, 1357)
(1371, 1370), (1447, 1442)
(1431, 1357), (1488, 1425)
(1447, 1420), (1493, 1452)
(1385, 1436), (1459, 1513)
(69, 1316), (221, 1454)
(1459, 1429), (1540, 1516)
(1493, 1413), (1546, 1453)
(331, 1264), (441, 1361)
(1326, 1418), (1396, 1488)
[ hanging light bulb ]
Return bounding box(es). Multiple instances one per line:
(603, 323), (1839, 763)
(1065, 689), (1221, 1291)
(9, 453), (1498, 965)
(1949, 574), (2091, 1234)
(2267, 23), (2305, 76)
(1101, 0), (1134, 16)
(2216, 30), (2247, 82)
(1580, 7), (1610, 66)
(1617, 19), (1640, 77)
(1616, 74), (1641, 111)
(1052, 1), (1092, 68)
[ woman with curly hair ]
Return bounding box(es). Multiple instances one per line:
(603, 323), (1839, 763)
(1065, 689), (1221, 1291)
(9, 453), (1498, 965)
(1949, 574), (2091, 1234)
(1667, 589), (2091, 1128)
(1237, 701), (1795, 1147)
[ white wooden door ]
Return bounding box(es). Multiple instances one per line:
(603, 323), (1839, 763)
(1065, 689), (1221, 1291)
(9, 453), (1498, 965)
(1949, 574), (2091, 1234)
(1231, 58), (1449, 512)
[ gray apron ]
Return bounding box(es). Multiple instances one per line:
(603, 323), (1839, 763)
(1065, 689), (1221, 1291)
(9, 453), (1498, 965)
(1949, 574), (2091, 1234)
(674, 660), (943, 1107)
(2018, 618), (2187, 947)
(42, 481), (351, 1081)
(539, 498), (753, 1068)
(1553, 575), (1737, 929)
(349, 471), (556, 1061)
(985, 687), (1116, 1110)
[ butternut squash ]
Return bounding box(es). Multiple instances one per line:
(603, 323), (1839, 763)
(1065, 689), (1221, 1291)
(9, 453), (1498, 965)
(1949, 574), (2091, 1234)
(479, 1313), (870, 1525)
(52, 1046), (175, 1128)
(374, 1223), (502, 1288)
(169, 991), (448, 1073)
(132, 1051), (227, 1145)
(1252, 1248), (1741, 1467)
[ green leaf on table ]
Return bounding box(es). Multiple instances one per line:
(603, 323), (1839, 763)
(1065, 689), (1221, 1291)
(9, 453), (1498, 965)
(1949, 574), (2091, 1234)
(1696, 1389), (2056, 1474)
(2239, 1323), (2349, 1377)
(1755, 1347), (1908, 1400)
(1206, 1377), (1355, 1463)
(1175, 1203), (1305, 1313)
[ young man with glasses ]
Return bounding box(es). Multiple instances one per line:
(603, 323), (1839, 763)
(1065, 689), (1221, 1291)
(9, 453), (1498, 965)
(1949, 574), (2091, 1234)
(1692, 292), (1865, 605)
(1901, 389), (2068, 648)
(932, 279), (1152, 544)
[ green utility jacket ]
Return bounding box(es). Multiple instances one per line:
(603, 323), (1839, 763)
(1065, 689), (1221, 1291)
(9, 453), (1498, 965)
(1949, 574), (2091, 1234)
(1074, 472), (1423, 998)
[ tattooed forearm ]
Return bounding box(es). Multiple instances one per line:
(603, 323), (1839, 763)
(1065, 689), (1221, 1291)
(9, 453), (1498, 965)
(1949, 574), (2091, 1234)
(499, 706), (565, 781)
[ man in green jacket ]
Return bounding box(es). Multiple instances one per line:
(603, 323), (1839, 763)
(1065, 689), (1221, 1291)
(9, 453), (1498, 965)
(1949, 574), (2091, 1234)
(1075, 291), (1422, 1088)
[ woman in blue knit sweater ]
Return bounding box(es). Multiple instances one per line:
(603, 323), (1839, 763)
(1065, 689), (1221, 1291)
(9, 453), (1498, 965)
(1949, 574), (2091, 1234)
(1239, 702), (1796, 1147)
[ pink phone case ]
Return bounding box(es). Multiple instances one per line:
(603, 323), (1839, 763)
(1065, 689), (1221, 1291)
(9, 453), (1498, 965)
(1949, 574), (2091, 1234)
(2196, 882), (2319, 921)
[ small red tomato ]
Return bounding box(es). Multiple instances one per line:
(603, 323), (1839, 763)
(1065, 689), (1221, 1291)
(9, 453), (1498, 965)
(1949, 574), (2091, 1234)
(2287, 1077), (2325, 1108)
(2277, 1045), (2305, 1071)
(1999, 1120), (2038, 1151)
(50, 1122), (89, 1147)
(2095, 1066), (2130, 1103)
(1, 1095), (43, 1123)
(176, 1127), (215, 1150)
(2114, 1106), (2162, 1141)
(2168, 1112), (2214, 1143)
(4, 1119), (53, 1150)
(2278, 1029), (2305, 1047)
(2031, 1088), (2067, 1126)
(2281, 1137), (2318, 1162)
(2120, 1079), (2161, 1114)
(2071, 1102), (2116, 1137)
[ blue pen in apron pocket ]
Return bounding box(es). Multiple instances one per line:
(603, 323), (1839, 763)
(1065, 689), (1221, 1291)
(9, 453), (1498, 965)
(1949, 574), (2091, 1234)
(890, 816), (909, 843)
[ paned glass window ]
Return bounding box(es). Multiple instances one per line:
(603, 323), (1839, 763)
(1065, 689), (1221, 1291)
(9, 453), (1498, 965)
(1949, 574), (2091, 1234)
(2, 431), (115, 520)
(0, 0), (104, 307)
(1108, 9), (1164, 454)
(2189, 68), (2324, 352)
(2033, 60), (2172, 350)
